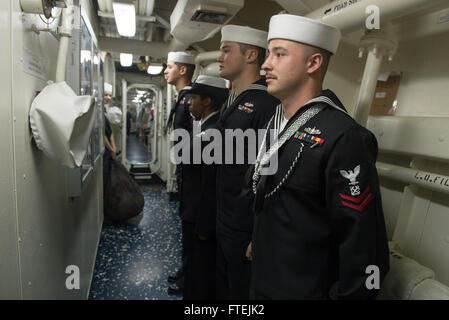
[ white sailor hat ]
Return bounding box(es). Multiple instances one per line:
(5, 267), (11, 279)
(188, 75), (228, 105)
(167, 51), (196, 65)
(267, 14), (341, 54)
(194, 75), (227, 89)
(104, 82), (113, 93)
(221, 25), (268, 49)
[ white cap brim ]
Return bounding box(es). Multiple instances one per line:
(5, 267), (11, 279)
(194, 75), (227, 89)
(221, 25), (268, 49)
(167, 51), (195, 65)
(104, 83), (113, 93)
(268, 14), (341, 54)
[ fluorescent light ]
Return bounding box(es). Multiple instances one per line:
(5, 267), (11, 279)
(147, 66), (163, 75)
(120, 53), (133, 67)
(112, 2), (136, 37)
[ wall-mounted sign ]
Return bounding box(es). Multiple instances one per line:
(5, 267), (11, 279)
(23, 46), (48, 80)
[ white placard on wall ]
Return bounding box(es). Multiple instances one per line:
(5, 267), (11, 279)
(23, 47), (49, 80)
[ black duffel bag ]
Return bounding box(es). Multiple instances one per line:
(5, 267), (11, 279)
(104, 159), (144, 222)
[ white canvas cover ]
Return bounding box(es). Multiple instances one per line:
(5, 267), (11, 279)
(29, 81), (94, 168)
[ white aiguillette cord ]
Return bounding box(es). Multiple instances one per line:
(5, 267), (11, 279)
(252, 103), (325, 196)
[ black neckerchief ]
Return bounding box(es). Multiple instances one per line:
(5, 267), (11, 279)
(216, 78), (268, 130)
(165, 84), (192, 133)
(251, 89), (349, 214)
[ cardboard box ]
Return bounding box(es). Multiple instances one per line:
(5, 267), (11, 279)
(369, 74), (401, 116)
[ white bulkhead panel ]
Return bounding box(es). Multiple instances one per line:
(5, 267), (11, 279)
(0, 0), (104, 299)
(363, 11), (449, 288)
(0, 0), (21, 300)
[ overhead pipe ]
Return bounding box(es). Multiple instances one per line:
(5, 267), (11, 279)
(155, 14), (170, 30)
(55, 0), (74, 82)
(98, 35), (189, 57)
(98, 37), (170, 57)
(353, 47), (384, 125)
(138, 0), (154, 16)
(97, 11), (156, 22)
(145, 24), (154, 42)
(377, 162), (449, 196)
(97, 0), (107, 12)
(104, 0), (113, 12)
(194, 51), (221, 79)
(305, 0), (445, 33)
(352, 30), (397, 126)
(203, 62), (220, 77)
(195, 51), (221, 65)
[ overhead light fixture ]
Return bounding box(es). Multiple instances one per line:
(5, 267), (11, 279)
(112, 1), (136, 37)
(147, 64), (163, 75)
(120, 53), (133, 67)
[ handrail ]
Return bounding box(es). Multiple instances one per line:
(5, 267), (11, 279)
(376, 161), (449, 195)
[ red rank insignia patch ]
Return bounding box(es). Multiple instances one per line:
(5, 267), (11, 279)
(339, 186), (373, 212)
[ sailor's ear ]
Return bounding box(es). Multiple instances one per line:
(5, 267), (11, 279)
(306, 52), (324, 75)
(202, 96), (212, 107)
(178, 64), (187, 76)
(245, 48), (258, 64)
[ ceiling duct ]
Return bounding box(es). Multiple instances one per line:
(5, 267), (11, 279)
(190, 4), (232, 24)
(170, 0), (244, 45)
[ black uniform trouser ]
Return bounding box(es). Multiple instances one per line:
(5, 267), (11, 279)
(216, 222), (252, 300)
(175, 164), (186, 277)
(249, 289), (271, 300)
(182, 220), (195, 298)
(185, 235), (216, 300)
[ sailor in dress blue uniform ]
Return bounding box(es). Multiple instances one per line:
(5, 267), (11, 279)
(215, 25), (280, 299)
(249, 14), (390, 299)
